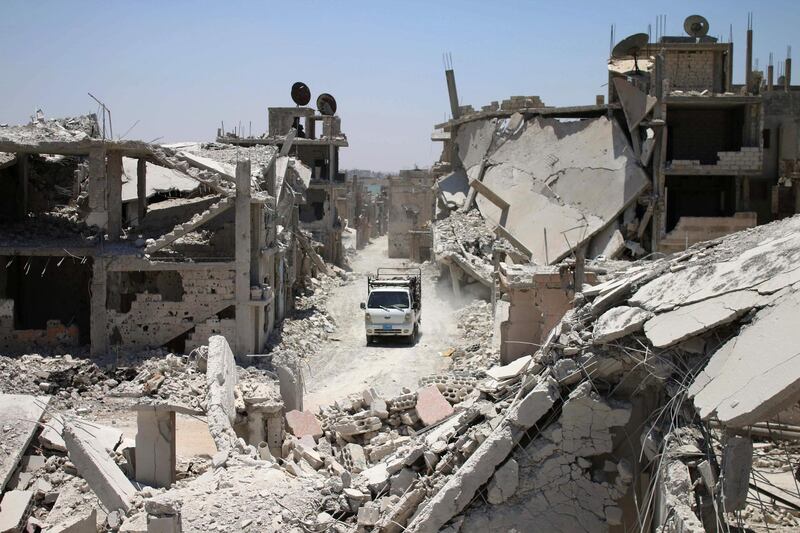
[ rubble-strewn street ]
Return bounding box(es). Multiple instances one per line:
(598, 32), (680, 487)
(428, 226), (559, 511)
(3, 5), (800, 533)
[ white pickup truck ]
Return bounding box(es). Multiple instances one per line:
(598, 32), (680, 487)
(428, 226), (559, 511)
(360, 268), (421, 345)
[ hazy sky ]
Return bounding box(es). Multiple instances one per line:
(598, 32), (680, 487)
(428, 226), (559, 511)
(1, 1), (798, 171)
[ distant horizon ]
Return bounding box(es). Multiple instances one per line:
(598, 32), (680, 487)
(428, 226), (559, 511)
(1, 0), (797, 170)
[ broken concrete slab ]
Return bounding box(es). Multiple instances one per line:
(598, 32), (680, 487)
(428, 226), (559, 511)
(0, 490), (32, 533)
(46, 509), (97, 533)
(631, 231), (800, 312)
(64, 422), (136, 513)
(506, 376), (559, 428)
(485, 355), (533, 381)
(612, 77), (657, 132)
(40, 415), (123, 455)
(285, 410), (323, 440)
(0, 394), (50, 493)
(487, 458), (519, 504)
(455, 118), (497, 170)
(407, 425), (515, 533)
(592, 305), (652, 344)
(644, 290), (762, 348)
(690, 287), (800, 427)
(415, 385), (454, 427)
(436, 169), (469, 209)
(587, 222), (625, 259)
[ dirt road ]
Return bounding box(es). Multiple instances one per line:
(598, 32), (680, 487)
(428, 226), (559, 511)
(303, 235), (461, 409)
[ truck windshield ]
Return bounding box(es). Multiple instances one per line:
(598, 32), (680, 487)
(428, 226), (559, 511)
(368, 291), (409, 309)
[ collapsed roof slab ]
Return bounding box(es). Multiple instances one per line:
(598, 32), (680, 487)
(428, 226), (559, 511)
(474, 116), (649, 265)
(121, 158), (199, 202)
(630, 227), (800, 312)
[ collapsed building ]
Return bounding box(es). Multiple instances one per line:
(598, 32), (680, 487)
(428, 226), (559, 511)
(0, 112), (324, 357)
(431, 14), (800, 366)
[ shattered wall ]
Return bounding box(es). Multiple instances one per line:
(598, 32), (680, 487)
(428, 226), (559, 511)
(107, 269), (235, 351)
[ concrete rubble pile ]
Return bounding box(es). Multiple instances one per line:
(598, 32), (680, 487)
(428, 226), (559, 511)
(432, 210), (515, 295)
(265, 214), (800, 532)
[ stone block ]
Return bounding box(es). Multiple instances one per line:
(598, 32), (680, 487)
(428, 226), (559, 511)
(415, 385), (454, 427)
(285, 410), (322, 440)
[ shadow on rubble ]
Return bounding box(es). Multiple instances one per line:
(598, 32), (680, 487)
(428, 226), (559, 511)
(367, 332), (422, 348)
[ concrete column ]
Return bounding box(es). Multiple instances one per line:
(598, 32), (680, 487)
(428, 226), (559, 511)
(135, 408), (176, 489)
(106, 151), (123, 241)
(742, 176), (751, 210)
(328, 144), (336, 181)
(768, 64), (774, 91)
(16, 153), (28, 220)
(90, 257), (108, 357)
(786, 58), (792, 92)
(745, 29), (753, 93)
(265, 415), (284, 458)
(251, 203), (266, 351)
(246, 410), (266, 445)
(794, 182), (800, 214)
(137, 158), (147, 223)
(86, 146), (108, 229)
(235, 160), (254, 356)
(445, 69), (460, 120)
(651, 54), (667, 253)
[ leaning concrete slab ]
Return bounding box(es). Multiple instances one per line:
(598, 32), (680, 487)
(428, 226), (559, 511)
(64, 422), (136, 513)
(205, 335), (239, 451)
(0, 394), (50, 493)
(690, 287), (800, 427)
(40, 415), (123, 454)
(612, 77), (657, 132)
(475, 116), (648, 265)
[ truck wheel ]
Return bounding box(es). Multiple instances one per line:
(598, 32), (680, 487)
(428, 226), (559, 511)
(366, 335), (373, 345)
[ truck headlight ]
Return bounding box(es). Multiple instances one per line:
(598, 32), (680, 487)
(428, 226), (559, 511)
(404, 312), (411, 321)
(365, 314), (372, 323)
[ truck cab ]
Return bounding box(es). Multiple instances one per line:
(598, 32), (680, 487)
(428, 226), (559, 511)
(361, 268), (421, 345)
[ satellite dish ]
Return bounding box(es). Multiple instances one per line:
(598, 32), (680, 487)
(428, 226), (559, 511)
(291, 82), (311, 106)
(684, 15), (710, 38)
(316, 93), (337, 116)
(612, 33), (649, 74)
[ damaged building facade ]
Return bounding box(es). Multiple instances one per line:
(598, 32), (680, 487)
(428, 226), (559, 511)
(0, 113), (323, 358)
